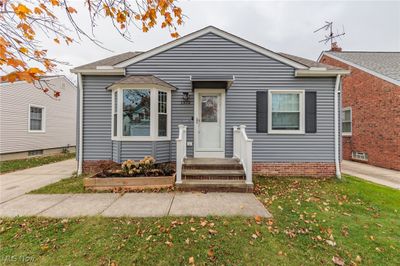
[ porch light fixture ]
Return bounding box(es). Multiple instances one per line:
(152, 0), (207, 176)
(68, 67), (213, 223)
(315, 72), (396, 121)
(181, 92), (190, 104)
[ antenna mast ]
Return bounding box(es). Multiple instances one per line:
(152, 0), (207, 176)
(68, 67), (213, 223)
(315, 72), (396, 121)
(314, 21), (345, 50)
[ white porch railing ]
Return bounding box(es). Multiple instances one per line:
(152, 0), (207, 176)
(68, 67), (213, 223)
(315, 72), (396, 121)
(175, 124), (187, 184)
(233, 125), (253, 185)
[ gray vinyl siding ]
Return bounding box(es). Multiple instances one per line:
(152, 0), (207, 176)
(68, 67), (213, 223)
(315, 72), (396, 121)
(125, 32), (336, 162)
(82, 75), (123, 160)
(0, 76), (76, 155)
(81, 32), (337, 163)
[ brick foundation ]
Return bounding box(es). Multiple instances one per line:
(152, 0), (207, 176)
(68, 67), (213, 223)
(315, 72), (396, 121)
(83, 160), (118, 174)
(253, 162), (336, 178)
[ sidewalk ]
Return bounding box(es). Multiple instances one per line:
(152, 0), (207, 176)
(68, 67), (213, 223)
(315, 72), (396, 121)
(342, 160), (400, 189)
(0, 159), (77, 203)
(0, 192), (271, 218)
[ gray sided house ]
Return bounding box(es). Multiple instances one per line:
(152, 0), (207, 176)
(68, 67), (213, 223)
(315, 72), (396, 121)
(72, 26), (348, 187)
(0, 76), (77, 161)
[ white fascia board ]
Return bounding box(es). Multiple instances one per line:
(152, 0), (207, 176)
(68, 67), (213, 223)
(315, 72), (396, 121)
(295, 69), (350, 77)
(114, 26), (308, 70)
(321, 52), (400, 86)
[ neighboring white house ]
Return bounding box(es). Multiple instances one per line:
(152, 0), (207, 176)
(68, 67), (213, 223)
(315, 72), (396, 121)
(0, 76), (77, 161)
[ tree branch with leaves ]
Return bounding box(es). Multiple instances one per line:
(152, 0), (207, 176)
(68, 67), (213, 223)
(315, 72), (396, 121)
(0, 0), (183, 98)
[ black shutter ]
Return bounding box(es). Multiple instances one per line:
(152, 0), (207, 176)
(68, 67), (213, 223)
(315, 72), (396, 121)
(256, 91), (268, 133)
(305, 91), (317, 133)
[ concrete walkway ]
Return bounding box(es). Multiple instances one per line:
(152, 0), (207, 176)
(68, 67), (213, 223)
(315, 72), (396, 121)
(0, 192), (271, 218)
(342, 160), (400, 189)
(0, 159), (77, 203)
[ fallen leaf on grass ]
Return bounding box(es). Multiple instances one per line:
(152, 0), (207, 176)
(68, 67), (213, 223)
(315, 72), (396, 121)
(190, 227), (196, 232)
(355, 255), (362, 262)
(254, 215), (262, 223)
(165, 241), (173, 247)
(188, 256), (195, 264)
(326, 240), (336, 247)
(208, 229), (218, 235)
(332, 256), (345, 266)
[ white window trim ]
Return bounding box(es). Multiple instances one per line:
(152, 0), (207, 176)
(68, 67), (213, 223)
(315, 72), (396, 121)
(28, 104), (46, 133)
(111, 86), (171, 141)
(342, 107), (352, 136)
(268, 90), (305, 134)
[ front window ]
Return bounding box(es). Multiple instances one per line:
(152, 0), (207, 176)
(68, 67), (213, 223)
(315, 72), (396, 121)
(158, 91), (167, 137)
(342, 108), (352, 135)
(268, 90), (304, 134)
(29, 105), (45, 132)
(112, 88), (170, 140)
(123, 89), (151, 136)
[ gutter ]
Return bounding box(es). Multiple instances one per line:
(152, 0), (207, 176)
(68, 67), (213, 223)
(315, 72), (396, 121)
(334, 74), (341, 179)
(77, 73), (83, 175)
(70, 68), (125, 75)
(295, 69), (350, 77)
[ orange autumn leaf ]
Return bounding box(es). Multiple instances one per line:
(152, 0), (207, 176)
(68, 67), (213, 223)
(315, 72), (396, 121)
(19, 47), (28, 54)
(34, 7), (43, 15)
(28, 67), (45, 74)
(50, 0), (60, 6)
(67, 6), (77, 14)
(12, 3), (32, 20)
(116, 11), (126, 23)
(7, 58), (26, 68)
(170, 32), (179, 38)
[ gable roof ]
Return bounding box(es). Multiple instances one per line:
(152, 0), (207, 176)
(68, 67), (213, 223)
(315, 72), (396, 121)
(114, 26), (308, 70)
(321, 51), (400, 85)
(76, 52), (142, 70)
(279, 53), (342, 70)
(72, 26), (348, 77)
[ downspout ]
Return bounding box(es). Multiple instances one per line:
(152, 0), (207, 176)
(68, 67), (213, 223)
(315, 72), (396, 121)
(77, 73), (83, 175)
(334, 74), (341, 179)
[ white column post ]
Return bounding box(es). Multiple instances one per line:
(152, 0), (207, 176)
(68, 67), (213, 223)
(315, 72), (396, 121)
(233, 126), (240, 158)
(245, 138), (253, 185)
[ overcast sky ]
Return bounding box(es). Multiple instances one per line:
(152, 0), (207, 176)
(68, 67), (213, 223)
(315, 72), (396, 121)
(42, 1), (400, 81)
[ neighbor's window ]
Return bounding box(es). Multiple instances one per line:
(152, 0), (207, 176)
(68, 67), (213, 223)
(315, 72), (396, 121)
(29, 105), (45, 132)
(123, 89), (151, 136)
(158, 91), (167, 137)
(269, 90), (304, 133)
(342, 108), (352, 135)
(112, 88), (170, 140)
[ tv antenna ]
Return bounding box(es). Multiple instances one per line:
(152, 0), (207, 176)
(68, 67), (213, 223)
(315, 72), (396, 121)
(314, 21), (345, 48)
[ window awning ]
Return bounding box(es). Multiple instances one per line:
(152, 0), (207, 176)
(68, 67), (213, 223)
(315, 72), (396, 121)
(106, 75), (177, 90)
(190, 75), (235, 90)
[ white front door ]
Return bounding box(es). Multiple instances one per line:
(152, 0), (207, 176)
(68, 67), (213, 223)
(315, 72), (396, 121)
(194, 89), (225, 158)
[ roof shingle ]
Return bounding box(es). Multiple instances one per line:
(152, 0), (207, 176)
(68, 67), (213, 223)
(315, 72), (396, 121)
(325, 51), (400, 82)
(74, 51), (142, 70)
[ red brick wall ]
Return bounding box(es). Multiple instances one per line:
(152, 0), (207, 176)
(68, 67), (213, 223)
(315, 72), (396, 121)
(253, 162), (336, 178)
(320, 55), (400, 170)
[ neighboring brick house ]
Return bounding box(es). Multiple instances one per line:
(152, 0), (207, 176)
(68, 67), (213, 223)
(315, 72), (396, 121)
(319, 51), (400, 170)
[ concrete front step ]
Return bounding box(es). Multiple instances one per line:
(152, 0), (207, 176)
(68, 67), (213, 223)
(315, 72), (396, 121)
(183, 158), (243, 170)
(183, 169), (245, 177)
(176, 180), (253, 193)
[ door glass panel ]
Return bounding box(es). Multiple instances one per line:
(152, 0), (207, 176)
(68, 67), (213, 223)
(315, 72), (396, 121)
(201, 96), (218, 122)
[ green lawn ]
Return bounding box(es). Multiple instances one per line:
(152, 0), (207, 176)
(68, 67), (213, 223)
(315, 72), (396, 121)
(29, 174), (86, 194)
(1, 175), (399, 265)
(0, 153), (76, 174)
